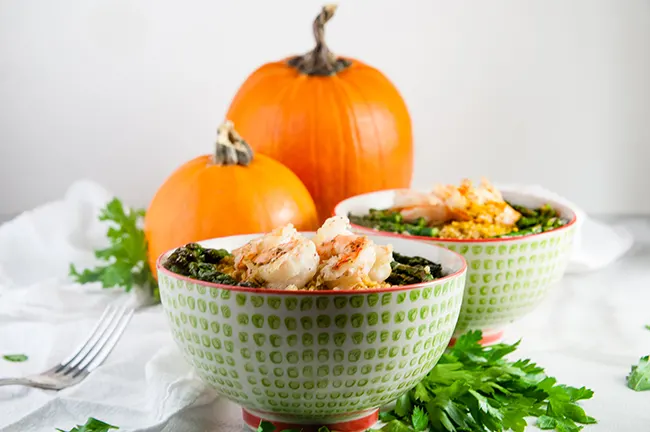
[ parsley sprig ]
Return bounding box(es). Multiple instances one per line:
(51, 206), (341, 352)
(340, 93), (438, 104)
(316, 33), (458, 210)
(627, 355), (650, 392)
(69, 198), (158, 301)
(626, 324), (650, 391)
(255, 332), (595, 432)
(3, 354), (28, 362)
(374, 331), (596, 432)
(56, 417), (118, 432)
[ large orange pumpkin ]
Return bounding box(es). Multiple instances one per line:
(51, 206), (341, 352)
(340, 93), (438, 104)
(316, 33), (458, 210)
(144, 120), (319, 275)
(226, 5), (413, 222)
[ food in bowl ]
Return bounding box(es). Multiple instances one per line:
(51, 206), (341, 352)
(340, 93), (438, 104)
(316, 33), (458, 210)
(334, 183), (578, 344)
(163, 216), (445, 291)
(348, 178), (568, 240)
(157, 226), (467, 431)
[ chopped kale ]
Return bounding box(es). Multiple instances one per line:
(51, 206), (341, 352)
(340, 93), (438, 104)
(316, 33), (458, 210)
(348, 209), (440, 237)
(386, 253), (444, 285)
(165, 244), (442, 288)
(500, 202), (567, 238)
(349, 202), (568, 239)
(163, 243), (258, 287)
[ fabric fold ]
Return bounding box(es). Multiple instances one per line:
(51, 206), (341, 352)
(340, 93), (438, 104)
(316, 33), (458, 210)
(0, 179), (636, 432)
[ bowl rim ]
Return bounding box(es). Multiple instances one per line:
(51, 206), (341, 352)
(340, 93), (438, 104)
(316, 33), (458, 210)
(333, 188), (579, 244)
(156, 233), (468, 296)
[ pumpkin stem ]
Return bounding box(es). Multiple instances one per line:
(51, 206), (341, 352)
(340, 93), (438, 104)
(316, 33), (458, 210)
(212, 120), (254, 166)
(287, 4), (351, 76)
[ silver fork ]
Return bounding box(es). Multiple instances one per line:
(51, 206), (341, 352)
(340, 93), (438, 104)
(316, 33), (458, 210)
(0, 304), (134, 390)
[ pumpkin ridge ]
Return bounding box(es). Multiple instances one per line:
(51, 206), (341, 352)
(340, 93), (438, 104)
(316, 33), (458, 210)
(340, 76), (388, 188)
(342, 69), (413, 187)
(252, 160), (277, 233)
(327, 76), (359, 204)
(306, 79), (321, 212)
(236, 161), (263, 233)
(270, 76), (307, 158)
(310, 78), (347, 219)
(316, 77), (345, 212)
(333, 76), (369, 194)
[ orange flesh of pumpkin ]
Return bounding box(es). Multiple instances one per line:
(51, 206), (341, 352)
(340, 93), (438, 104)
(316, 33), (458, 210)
(226, 57), (413, 222)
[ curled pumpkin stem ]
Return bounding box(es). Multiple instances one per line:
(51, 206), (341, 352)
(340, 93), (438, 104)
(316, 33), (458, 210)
(288, 4), (351, 76)
(213, 120), (254, 166)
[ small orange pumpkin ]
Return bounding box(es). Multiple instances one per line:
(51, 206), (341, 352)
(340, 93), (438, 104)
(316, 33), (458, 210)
(226, 4), (413, 222)
(144, 121), (319, 275)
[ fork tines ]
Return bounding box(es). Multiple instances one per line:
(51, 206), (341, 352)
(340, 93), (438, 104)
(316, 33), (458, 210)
(53, 304), (134, 378)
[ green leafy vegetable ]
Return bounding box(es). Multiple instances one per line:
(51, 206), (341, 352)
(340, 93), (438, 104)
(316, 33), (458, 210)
(69, 198), (158, 301)
(410, 406), (428, 431)
(370, 420), (416, 432)
(164, 243), (259, 287)
(349, 203), (567, 240)
(644, 324), (650, 331)
(627, 355), (650, 392)
(3, 354), (27, 362)
(379, 411), (398, 423)
(500, 203), (567, 238)
(348, 209), (440, 237)
(379, 330), (596, 432)
(256, 420), (328, 432)
(165, 244), (440, 287)
(257, 421), (277, 432)
(385, 252), (444, 285)
(394, 393), (413, 418)
(56, 417), (119, 432)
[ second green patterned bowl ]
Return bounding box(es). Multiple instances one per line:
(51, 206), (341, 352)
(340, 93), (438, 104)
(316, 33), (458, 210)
(335, 189), (578, 344)
(157, 233), (467, 432)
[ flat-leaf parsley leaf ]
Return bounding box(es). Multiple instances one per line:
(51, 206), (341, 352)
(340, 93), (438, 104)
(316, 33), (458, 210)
(69, 198), (158, 301)
(3, 354), (27, 362)
(257, 421), (277, 432)
(56, 417), (118, 432)
(256, 420), (328, 432)
(411, 406), (428, 431)
(379, 330), (596, 432)
(627, 355), (650, 392)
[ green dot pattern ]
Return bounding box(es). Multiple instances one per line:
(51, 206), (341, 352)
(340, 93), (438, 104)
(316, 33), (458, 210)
(158, 271), (466, 419)
(435, 225), (576, 335)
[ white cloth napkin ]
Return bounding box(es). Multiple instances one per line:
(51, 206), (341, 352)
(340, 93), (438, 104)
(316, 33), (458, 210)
(495, 182), (634, 274)
(0, 180), (635, 432)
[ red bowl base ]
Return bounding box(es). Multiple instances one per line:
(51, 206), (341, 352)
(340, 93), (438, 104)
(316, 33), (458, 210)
(242, 408), (379, 432)
(449, 329), (505, 347)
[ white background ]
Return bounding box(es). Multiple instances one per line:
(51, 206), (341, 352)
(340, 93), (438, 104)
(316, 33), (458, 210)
(1, 0), (649, 216)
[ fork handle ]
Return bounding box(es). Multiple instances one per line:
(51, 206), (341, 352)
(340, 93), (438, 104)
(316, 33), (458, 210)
(0, 377), (33, 387)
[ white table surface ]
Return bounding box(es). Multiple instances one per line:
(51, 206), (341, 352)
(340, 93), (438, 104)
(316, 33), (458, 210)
(1, 216), (649, 432)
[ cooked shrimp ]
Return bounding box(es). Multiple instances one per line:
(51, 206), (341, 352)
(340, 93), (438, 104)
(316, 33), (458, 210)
(314, 216), (394, 290)
(470, 178), (520, 225)
(390, 178), (521, 227)
(312, 215), (354, 251)
(432, 178), (521, 226)
(432, 183), (473, 221)
(232, 224), (319, 290)
(471, 177), (506, 204)
(369, 243), (393, 282)
(392, 190), (452, 224)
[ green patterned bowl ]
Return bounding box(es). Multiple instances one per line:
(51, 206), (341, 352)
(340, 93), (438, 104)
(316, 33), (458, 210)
(156, 233), (467, 431)
(335, 189), (578, 344)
